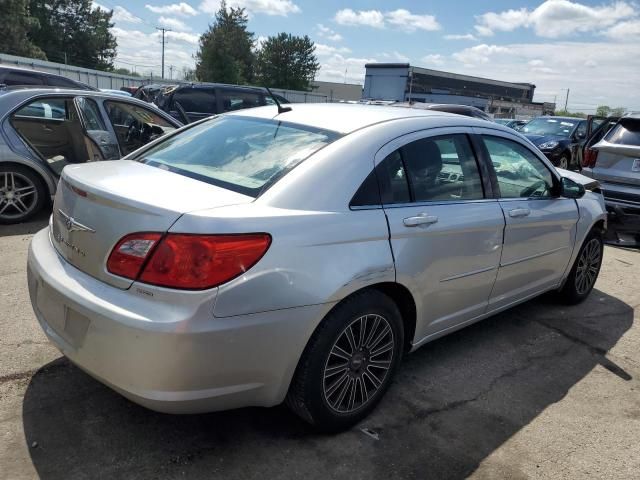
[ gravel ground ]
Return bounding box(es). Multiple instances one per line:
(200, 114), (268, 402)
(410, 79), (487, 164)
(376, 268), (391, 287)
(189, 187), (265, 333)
(1, 215), (639, 480)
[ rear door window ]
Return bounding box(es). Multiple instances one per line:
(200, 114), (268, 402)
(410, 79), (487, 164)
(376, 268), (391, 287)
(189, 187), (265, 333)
(605, 119), (640, 146)
(172, 88), (216, 114)
(220, 90), (264, 112)
(14, 98), (67, 120)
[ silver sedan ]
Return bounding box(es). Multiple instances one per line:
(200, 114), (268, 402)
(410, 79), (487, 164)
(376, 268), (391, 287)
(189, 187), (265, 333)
(27, 104), (607, 431)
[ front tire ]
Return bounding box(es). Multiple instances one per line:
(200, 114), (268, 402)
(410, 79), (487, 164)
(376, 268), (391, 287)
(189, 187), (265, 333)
(557, 228), (603, 304)
(558, 155), (569, 170)
(286, 290), (404, 432)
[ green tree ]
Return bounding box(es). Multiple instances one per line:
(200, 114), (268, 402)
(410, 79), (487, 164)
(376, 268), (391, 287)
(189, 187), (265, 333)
(610, 107), (626, 116)
(256, 33), (319, 90)
(28, 0), (117, 70)
(0, 0), (45, 58)
(554, 109), (586, 118)
(596, 105), (611, 116)
(195, 1), (254, 84)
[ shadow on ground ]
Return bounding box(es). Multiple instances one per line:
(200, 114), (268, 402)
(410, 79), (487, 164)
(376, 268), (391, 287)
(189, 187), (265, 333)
(23, 290), (634, 480)
(0, 212), (48, 237)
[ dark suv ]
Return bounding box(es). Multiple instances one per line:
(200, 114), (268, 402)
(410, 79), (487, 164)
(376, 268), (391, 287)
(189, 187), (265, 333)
(519, 116), (587, 170)
(0, 66), (95, 90)
(154, 83), (289, 123)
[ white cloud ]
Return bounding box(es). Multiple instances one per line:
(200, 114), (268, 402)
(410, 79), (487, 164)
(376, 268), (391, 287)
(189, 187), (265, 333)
(165, 30), (199, 44)
(444, 33), (476, 41)
(316, 24), (343, 42)
(334, 9), (385, 28)
(421, 54), (445, 66)
(452, 44), (511, 64)
(474, 0), (636, 38)
(334, 8), (440, 32)
(316, 53), (376, 84)
(385, 9), (440, 32)
(112, 6), (142, 23)
(315, 43), (352, 56)
(199, 0), (300, 16)
(380, 51), (410, 62)
(145, 2), (198, 17)
(158, 16), (191, 31)
(605, 19), (640, 40)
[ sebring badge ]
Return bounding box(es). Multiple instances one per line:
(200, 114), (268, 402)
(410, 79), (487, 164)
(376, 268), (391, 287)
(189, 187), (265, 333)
(57, 209), (96, 233)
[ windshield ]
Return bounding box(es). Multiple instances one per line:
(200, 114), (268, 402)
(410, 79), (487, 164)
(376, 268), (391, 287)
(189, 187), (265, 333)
(137, 116), (340, 197)
(521, 118), (577, 137)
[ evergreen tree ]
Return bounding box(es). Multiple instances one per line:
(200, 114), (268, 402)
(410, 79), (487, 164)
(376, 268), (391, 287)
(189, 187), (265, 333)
(256, 33), (319, 91)
(195, 1), (254, 84)
(0, 0), (46, 58)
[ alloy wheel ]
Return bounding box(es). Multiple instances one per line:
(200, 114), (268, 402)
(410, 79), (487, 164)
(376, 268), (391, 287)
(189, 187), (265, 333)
(322, 314), (395, 414)
(0, 171), (39, 221)
(559, 156), (569, 169)
(575, 238), (601, 295)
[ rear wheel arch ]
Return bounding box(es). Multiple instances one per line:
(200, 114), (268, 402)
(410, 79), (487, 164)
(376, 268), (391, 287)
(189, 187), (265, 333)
(0, 160), (55, 196)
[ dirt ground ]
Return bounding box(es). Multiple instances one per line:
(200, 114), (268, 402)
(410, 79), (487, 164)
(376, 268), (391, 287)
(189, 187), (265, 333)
(1, 215), (639, 480)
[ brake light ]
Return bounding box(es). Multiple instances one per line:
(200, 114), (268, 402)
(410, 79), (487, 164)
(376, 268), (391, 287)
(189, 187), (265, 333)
(583, 148), (599, 168)
(107, 233), (271, 290)
(107, 233), (162, 279)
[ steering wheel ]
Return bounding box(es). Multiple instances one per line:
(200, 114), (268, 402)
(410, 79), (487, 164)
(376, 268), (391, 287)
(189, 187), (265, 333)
(125, 121), (152, 145)
(520, 180), (547, 198)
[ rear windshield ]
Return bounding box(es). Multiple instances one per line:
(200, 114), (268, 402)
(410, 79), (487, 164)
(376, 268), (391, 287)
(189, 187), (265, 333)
(137, 116), (340, 197)
(605, 118), (640, 146)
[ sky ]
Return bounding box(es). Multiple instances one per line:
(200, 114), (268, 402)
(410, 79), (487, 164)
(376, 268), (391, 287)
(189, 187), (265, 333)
(92, 0), (640, 112)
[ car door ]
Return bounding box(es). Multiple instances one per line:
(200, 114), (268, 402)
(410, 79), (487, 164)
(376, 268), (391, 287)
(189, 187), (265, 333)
(102, 99), (179, 156)
(73, 97), (120, 160)
(570, 120), (588, 165)
(378, 129), (505, 343)
(475, 129), (579, 311)
(11, 97), (70, 160)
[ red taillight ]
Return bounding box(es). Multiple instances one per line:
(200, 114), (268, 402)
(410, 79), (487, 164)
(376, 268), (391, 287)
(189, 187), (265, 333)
(107, 232), (271, 290)
(107, 232), (162, 279)
(583, 148), (599, 168)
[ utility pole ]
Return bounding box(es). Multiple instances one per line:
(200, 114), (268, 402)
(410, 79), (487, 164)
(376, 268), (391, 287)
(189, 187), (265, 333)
(169, 65), (175, 80)
(156, 27), (171, 79)
(564, 88), (570, 111)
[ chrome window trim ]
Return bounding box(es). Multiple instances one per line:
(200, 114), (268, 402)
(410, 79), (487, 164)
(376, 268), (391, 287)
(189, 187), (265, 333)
(381, 198), (499, 209)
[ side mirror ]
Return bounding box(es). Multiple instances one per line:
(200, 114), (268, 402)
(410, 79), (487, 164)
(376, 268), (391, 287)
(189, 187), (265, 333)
(561, 177), (585, 199)
(575, 131), (586, 140)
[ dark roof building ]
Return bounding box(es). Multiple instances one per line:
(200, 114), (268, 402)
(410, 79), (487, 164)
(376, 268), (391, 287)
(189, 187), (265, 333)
(363, 63), (554, 119)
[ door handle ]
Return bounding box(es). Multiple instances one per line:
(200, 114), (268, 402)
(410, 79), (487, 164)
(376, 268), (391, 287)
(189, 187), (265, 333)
(403, 213), (439, 227)
(509, 208), (531, 218)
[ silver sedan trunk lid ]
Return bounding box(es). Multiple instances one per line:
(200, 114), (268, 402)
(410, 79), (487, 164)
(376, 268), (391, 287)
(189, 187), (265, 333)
(51, 160), (253, 288)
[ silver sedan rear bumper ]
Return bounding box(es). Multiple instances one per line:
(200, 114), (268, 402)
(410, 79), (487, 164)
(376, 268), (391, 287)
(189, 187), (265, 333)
(27, 228), (327, 413)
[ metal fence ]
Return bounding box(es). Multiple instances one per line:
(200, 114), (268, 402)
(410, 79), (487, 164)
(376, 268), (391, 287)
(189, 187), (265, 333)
(0, 53), (331, 103)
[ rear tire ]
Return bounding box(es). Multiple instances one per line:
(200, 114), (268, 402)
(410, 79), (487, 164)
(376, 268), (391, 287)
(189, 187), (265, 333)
(557, 228), (603, 304)
(0, 165), (47, 224)
(286, 290), (404, 432)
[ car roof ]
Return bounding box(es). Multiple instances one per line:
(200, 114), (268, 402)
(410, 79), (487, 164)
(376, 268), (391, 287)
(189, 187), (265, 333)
(0, 87), (181, 124)
(228, 103), (480, 134)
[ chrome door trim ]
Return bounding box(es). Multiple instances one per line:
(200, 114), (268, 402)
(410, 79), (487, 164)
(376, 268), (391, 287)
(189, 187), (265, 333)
(381, 198), (499, 209)
(440, 265), (497, 283)
(499, 245), (570, 268)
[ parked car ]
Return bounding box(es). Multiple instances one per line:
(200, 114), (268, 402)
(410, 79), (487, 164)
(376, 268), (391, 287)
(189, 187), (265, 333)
(0, 87), (182, 223)
(582, 113), (640, 246)
(100, 88), (132, 97)
(133, 83), (176, 104)
(153, 83), (289, 123)
(519, 116), (587, 170)
(495, 118), (528, 130)
(575, 115), (620, 167)
(0, 65), (95, 90)
(120, 86), (139, 95)
(27, 103), (606, 431)
(392, 102), (493, 121)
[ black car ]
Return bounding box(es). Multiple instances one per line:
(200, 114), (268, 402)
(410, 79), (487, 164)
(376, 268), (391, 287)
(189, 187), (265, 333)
(152, 83), (289, 123)
(392, 102), (493, 122)
(0, 65), (95, 90)
(133, 83), (176, 104)
(519, 116), (587, 170)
